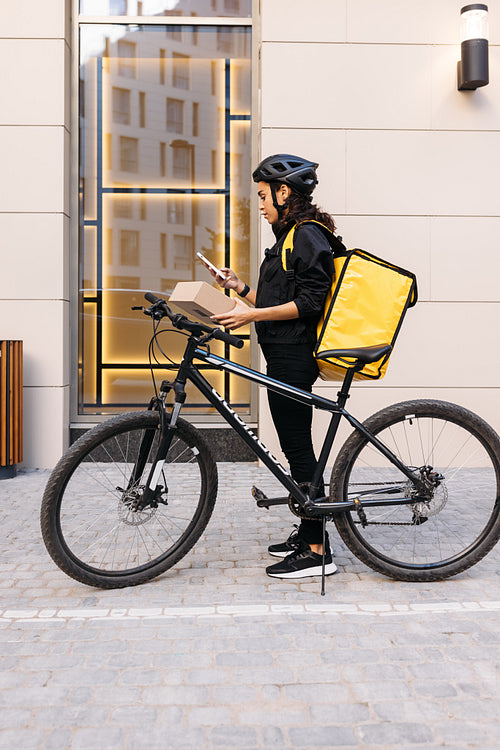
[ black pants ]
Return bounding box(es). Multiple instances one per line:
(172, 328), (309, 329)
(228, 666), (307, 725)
(261, 342), (323, 545)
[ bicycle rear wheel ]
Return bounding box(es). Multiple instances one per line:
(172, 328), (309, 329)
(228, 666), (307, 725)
(331, 400), (500, 581)
(41, 411), (218, 588)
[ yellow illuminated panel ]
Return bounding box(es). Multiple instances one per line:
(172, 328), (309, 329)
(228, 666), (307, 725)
(82, 302), (97, 405)
(102, 368), (226, 413)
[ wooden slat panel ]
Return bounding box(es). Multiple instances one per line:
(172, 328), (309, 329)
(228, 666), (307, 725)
(0, 341), (6, 466)
(0, 340), (23, 467)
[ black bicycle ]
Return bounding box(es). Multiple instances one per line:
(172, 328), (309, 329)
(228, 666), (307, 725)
(41, 293), (500, 590)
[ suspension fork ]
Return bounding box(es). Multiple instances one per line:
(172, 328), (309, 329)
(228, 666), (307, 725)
(129, 351), (192, 504)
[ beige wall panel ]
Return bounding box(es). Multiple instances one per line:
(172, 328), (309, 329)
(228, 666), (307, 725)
(0, 0), (68, 39)
(430, 217), (500, 302)
(0, 214), (69, 300)
(348, 0), (500, 45)
(0, 127), (66, 213)
(427, 131), (500, 217)
(22, 386), (69, 469)
(0, 301), (69, 387)
(358, 301), (500, 389)
(346, 130), (500, 216)
(261, 0), (346, 42)
(431, 46), (500, 131)
(261, 128), (346, 215)
(338, 215), (431, 301)
(261, 43), (431, 130)
(0, 40), (66, 126)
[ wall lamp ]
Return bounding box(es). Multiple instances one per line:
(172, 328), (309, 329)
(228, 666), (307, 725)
(457, 4), (489, 90)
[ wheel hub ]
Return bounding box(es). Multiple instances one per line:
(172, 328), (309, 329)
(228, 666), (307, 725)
(410, 466), (448, 520)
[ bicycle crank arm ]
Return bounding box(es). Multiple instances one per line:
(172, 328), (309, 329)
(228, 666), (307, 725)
(252, 486), (288, 509)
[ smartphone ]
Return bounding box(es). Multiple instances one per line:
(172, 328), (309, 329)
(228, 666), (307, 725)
(196, 252), (227, 280)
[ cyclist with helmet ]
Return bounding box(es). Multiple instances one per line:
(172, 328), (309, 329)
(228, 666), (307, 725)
(211, 154), (337, 579)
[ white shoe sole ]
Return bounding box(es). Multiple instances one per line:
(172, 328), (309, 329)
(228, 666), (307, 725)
(266, 561), (337, 579)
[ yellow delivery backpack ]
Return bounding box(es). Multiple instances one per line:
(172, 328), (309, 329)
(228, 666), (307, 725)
(281, 221), (418, 381)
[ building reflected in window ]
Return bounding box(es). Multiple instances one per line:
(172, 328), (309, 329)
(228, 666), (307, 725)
(79, 20), (252, 414)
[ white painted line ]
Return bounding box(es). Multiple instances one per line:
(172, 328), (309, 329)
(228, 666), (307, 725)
(1, 601), (499, 623)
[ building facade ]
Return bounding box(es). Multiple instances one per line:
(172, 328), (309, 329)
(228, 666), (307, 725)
(1, 0), (499, 469)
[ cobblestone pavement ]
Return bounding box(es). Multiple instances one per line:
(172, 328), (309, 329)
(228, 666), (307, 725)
(0, 465), (499, 750)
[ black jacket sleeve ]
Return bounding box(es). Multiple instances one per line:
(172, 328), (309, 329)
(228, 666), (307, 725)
(291, 224), (334, 318)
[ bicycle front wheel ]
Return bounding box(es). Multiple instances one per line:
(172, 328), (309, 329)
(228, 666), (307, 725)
(41, 411), (218, 588)
(331, 400), (500, 582)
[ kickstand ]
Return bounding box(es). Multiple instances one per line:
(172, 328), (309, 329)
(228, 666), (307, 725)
(321, 516), (326, 596)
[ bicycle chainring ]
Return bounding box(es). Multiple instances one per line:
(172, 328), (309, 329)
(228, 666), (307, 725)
(288, 483), (312, 519)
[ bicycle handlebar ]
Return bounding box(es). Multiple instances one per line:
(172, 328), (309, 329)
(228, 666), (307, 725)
(143, 292), (244, 349)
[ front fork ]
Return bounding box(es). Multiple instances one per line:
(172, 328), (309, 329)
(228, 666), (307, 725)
(130, 378), (187, 508)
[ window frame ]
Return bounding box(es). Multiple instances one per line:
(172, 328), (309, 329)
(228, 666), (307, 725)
(71, 1), (259, 427)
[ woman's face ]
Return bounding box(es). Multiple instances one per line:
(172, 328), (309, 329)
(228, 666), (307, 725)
(257, 181), (290, 225)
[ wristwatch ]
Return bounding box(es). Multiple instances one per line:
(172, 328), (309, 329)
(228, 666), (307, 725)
(238, 283), (250, 298)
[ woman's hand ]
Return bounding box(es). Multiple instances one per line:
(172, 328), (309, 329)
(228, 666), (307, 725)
(206, 265), (240, 292)
(211, 299), (254, 330)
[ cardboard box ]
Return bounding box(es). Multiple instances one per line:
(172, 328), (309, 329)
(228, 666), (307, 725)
(169, 281), (236, 325)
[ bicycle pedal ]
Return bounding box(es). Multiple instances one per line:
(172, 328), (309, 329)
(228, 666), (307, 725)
(252, 485), (269, 508)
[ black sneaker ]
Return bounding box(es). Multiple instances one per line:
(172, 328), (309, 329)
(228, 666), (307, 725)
(266, 540), (337, 579)
(268, 525), (302, 558)
(268, 528), (331, 559)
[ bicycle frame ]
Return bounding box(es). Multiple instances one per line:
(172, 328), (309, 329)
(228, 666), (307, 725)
(144, 335), (425, 517)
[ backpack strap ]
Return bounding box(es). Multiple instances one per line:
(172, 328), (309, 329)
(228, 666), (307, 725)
(281, 220), (346, 274)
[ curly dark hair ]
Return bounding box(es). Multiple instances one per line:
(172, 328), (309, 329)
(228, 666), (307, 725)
(271, 181), (336, 233)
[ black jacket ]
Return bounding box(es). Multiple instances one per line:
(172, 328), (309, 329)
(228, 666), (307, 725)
(255, 221), (335, 346)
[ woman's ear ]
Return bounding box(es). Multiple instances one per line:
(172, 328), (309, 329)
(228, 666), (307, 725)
(280, 184), (291, 201)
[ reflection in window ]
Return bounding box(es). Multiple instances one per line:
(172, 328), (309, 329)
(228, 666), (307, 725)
(167, 198), (185, 224)
(192, 102), (199, 137)
(117, 40), (136, 78)
(167, 26), (182, 42)
(112, 87), (130, 124)
(172, 143), (191, 180)
(160, 233), (167, 268)
(119, 136), (139, 172)
(166, 98), (184, 134)
(114, 191), (133, 218)
(159, 49), (166, 84)
(105, 133), (113, 169)
(109, 0), (126, 13)
(110, 275), (140, 290)
(172, 53), (189, 90)
(217, 29), (233, 54)
(160, 142), (166, 176)
(211, 150), (217, 182)
(139, 92), (146, 128)
(79, 0), (251, 17)
(120, 230), (140, 265)
(173, 235), (191, 270)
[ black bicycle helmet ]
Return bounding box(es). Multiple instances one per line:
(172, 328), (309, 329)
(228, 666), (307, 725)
(252, 154), (319, 196)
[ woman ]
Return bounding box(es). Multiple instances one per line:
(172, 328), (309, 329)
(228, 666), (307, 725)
(211, 154), (337, 579)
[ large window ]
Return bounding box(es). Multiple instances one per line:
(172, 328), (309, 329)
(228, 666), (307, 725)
(78, 11), (252, 416)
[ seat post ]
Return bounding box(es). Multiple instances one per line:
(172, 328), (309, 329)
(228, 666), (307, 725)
(337, 365), (356, 409)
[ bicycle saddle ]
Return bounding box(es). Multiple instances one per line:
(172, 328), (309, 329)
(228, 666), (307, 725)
(316, 344), (392, 365)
